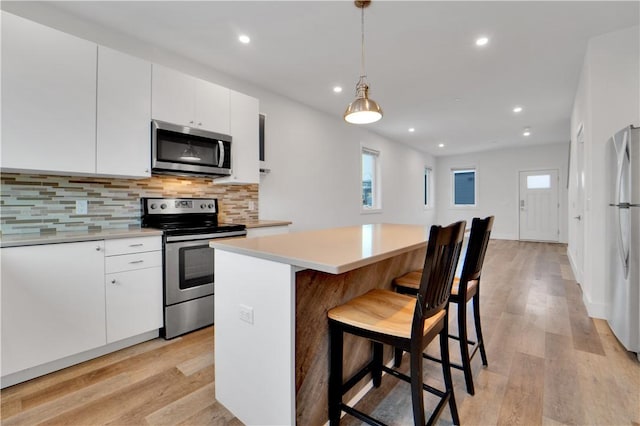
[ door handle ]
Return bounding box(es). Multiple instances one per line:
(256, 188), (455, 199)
(520, 200), (525, 210)
(573, 215), (581, 220)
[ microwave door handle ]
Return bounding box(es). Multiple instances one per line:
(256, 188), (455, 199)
(217, 141), (225, 168)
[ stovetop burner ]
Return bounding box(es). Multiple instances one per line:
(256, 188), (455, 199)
(140, 197), (246, 237)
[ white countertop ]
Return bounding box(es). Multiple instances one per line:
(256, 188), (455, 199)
(210, 223), (429, 274)
(243, 220), (292, 229)
(0, 228), (163, 248)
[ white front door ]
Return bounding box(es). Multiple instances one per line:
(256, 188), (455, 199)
(519, 169), (559, 242)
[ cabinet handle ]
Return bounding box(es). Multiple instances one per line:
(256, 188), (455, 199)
(96, 246), (101, 251)
(198, 122), (202, 126)
(129, 260), (144, 264)
(145, 169), (149, 173)
(129, 244), (144, 247)
(111, 279), (117, 284)
(189, 120), (194, 124)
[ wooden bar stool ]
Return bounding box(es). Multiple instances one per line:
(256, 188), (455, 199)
(393, 216), (494, 396)
(327, 221), (466, 426)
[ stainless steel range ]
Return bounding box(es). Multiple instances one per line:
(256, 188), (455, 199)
(141, 197), (246, 339)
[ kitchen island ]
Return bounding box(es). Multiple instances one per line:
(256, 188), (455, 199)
(210, 223), (430, 425)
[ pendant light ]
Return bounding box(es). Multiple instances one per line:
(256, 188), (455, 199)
(344, 0), (383, 125)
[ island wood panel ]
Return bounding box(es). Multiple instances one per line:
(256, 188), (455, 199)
(294, 246), (426, 426)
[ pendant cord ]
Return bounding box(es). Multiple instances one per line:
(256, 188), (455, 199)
(360, 5), (365, 79)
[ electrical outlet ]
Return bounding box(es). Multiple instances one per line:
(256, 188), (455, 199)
(75, 200), (88, 215)
(239, 304), (254, 324)
(248, 201), (256, 211)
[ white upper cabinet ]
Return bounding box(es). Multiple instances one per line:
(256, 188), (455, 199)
(215, 90), (259, 184)
(96, 46), (152, 178)
(1, 12), (97, 174)
(152, 64), (230, 134)
(195, 78), (231, 134)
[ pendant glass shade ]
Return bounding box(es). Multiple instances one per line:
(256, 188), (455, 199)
(344, 78), (383, 124)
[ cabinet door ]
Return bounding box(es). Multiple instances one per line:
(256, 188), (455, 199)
(0, 241), (106, 376)
(97, 47), (152, 178)
(215, 90), (259, 184)
(151, 64), (195, 127)
(1, 12), (97, 174)
(105, 266), (163, 343)
(194, 79), (230, 134)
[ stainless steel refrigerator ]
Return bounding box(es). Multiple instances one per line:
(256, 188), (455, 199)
(606, 125), (639, 356)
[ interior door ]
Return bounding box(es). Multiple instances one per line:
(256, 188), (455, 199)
(519, 169), (559, 242)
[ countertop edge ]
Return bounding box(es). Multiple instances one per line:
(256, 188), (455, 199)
(0, 229), (164, 248)
(244, 220), (292, 229)
(210, 239), (426, 275)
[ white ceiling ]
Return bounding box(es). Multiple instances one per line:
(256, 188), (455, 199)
(8, 1), (639, 156)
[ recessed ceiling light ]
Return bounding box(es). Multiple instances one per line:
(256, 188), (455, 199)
(523, 127), (531, 137)
(513, 106), (523, 113)
(238, 35), (251, 44)
(408, 128), (415, 133)
(333, 86), (343, 93)
(438, 143), (445, 148)
(475, 36), (489, 46)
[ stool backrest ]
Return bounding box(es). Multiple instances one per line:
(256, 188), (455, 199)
(459, 216), (494, 286)
(412, 221), (466, 334)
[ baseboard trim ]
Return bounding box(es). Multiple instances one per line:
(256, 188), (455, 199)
(1, 330), (159, 389)
(582, 293), (607, 320)
(566, 247), (583, 284)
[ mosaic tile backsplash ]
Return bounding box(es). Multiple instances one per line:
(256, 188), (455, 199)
(0, 173), (258, 235)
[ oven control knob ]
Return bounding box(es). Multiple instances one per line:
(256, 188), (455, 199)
(208, 204), (214, 209)
(150, 203), (157, 210)
(200, 204), (206, 209)
(160, 203), (167, 210)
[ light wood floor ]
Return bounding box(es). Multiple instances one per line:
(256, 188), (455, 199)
(1, 240), (639, 425)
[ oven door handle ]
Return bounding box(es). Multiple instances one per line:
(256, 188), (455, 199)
(165, 230), (247, 243)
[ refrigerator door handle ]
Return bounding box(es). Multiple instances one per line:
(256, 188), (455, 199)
(615, 130), (631, 276)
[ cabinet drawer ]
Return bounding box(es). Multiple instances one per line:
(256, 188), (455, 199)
(105, 251), (161, 274)
(105, 236), (162, 256)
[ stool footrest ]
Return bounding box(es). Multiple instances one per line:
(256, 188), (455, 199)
(427, 392), (451, 426)
(381, 366), (446, 398)
(341, 404), (389, 426)
(447, 334), (476, 346)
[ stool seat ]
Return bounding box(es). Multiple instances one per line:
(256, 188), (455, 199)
(395, 272), (478, 300)
(328, 289), (446, 339)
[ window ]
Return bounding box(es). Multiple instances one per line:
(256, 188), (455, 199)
(361, 147), (380, 210)
(424, 167), (431, 207)
(452, 168), (476, 206)
(527, 174), (551, 189)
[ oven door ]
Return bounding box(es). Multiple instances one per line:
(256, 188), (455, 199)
(165, 238), (215, 306)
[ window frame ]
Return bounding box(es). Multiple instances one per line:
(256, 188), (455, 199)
(360, 146), (382, 213)
(451, 167), (478, 208)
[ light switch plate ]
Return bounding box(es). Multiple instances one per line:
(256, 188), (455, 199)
(239, 304), (254, 324)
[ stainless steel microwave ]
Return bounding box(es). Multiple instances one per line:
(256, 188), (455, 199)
(151, 120), (232, 177)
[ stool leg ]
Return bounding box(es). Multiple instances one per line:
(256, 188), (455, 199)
(458, 300), (475, 395)
(394, 347), (403, 368)
(372, 342), (383, 387)
(441, 317), (460, 426)
(409, 341), (426, 426)
(473, 292), (488, 366)
(328, 322), (344, 425)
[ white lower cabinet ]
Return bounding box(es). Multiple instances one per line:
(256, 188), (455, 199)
(0, 241), (106, 376)
(104, 236), (163, 344)
(106, 267), (163, 343)
(0, 236), (163, 381)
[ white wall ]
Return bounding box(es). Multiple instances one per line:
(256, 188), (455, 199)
(435, 143), (569, 242)
(569, 25), (640, 318)
(2, 4), (437, 232)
